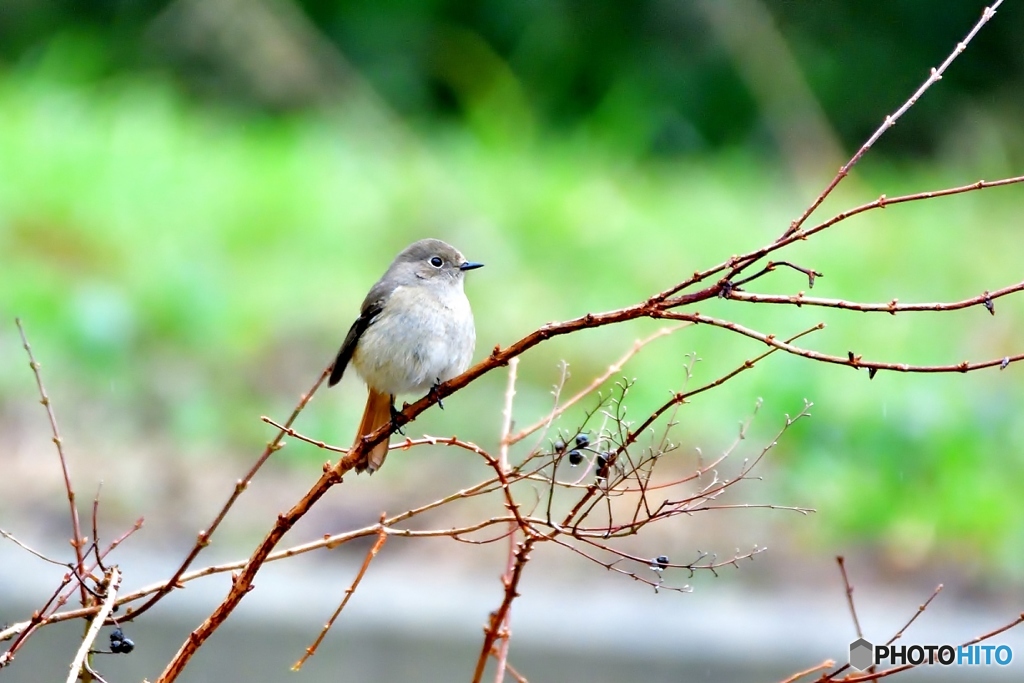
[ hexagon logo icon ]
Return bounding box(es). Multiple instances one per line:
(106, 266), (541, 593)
(849, 638), (874, 671)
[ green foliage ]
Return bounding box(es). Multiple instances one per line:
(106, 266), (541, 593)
(1, 53), (1023, 578)
(4, 1), (1024, 157)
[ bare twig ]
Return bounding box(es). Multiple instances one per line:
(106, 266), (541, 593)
(292, 522), (388, 671)
(0, 516), (520, 644)
(0, 529), (67, 566)
(472, 538), (536, 683)
(837, 556), (863, 639)
(653, 310), (1024, 375)
(727, 279), (1024, 315)
(838, 612), (1024, 682)
(127, 365), (331, 622)
(886, 585), (943, 646)
(780, 659), (835, 683)
(780, 1), (1006, 240)
(16, 318), (87, 604)
(65, 567), (120, 683)
(507, 325), (686, 445)
(504, 659), (529, 683)
(91, 483), (104, 570)
(790, 175), (1024, 245)
(492, 359), (520, 683)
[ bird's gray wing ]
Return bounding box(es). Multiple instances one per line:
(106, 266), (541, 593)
(328, 290), (387, 387)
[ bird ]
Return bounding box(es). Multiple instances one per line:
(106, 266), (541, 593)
(328, 238), (482, 473)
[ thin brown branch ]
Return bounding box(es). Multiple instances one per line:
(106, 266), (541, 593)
(795, 175), (1024, 245)
(730, 261), (822, 290)
(155, 467), (341, 681)
(837, 556), (864, 639)
(126, 364), (331, 623)
(0, 516), (519, 644)
(65, 568), (120, 683)
(0, 529), (67, 567)
(16, 318), (87, 605)
(261, 416), (495, 466)
(885, 585), (943, 646)
(507, 325), (687, 445)
(714, 174), (1024, 299)
(576, 537), (767, 580)
(493, 360), (520, 683)
(563, 329), (817, 532)
(653, 174), (1024, 313)
(543, 535), (692, 593)
(779, 1), (1005, 240)
(727, 279), (1024, 314)
(292, 522), (388, 671)
(503, 659), (529, 683)
(90, 484), (104, 570)
(82, 660), (110, 683)
(838, 611), (1024, 682)
(472, 538), (536, 683)
(654, 310), (1024, 375)
(780, 659), (835, 683)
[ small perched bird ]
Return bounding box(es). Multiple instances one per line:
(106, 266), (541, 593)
(328, 239), (482, 473)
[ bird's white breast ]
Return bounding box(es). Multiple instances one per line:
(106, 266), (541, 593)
(352, 282), (476, 396)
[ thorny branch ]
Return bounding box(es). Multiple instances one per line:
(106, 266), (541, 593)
(292, 521), (388, 671)
(807, 561), (1023, 683)
(778, 0), (1006, 241)
(15, 319), (87, 606)
(490, 359), (521, 683)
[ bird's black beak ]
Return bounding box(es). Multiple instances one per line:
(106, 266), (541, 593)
(460, 261), (484, 271)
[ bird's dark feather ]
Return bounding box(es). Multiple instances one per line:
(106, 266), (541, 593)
(328, 296), (384, 387)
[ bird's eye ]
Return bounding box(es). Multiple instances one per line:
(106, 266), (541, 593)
(429, 256), (443, 268)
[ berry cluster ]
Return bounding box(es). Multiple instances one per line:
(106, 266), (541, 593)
(109, 628), (135, 654)
(554, 433), (612, 479)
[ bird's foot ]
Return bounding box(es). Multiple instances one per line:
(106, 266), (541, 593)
(429, 379), (444, 409)
(389, 398), (406, 435)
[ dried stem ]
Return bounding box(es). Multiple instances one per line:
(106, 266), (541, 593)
(292, 522), (388, 671)
(838, 612), (1024, 683)
(779, 1), (1005, 240)
(507, 325), (686, 445)
(653, 310), (1024, 375)
(65, 567), (120, 683)
(779, 659), (835, 683)
(492, 359), (520, 683)
(0, 529), (67, 566)
(127, 364), (331, 622)
(885, 585), (943, 646)
(472, 538), (536, 683)
(0, 516), (519, 644)
(726, 279), (1024, 314)
(837, 556), (864, 639)
(16, 318), (87, 605)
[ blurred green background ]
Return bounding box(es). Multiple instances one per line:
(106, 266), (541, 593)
(2, 0), (1024, 589)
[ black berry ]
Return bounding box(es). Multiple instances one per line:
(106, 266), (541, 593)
(109, 628), (136, 654)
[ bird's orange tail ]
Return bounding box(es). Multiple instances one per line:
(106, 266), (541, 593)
(354, 388), (392, 473)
